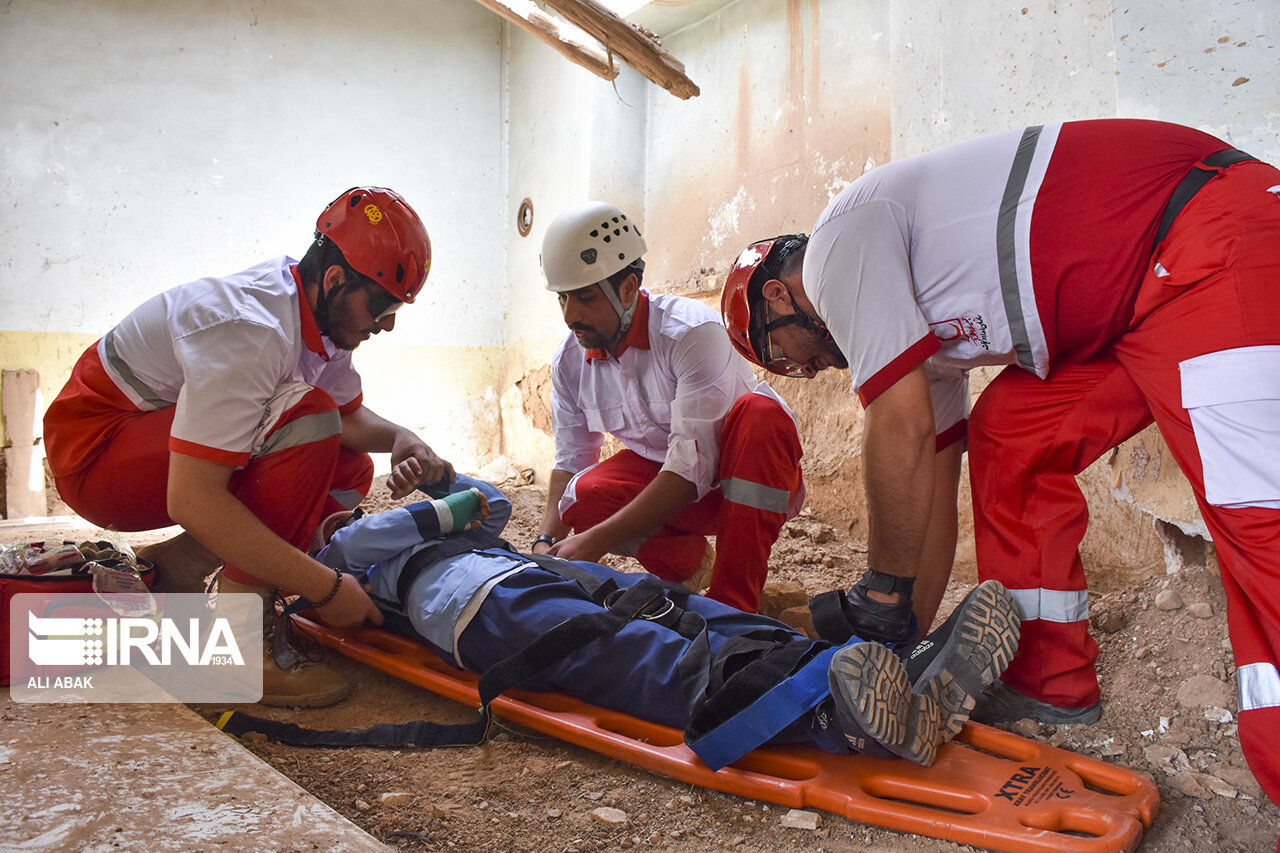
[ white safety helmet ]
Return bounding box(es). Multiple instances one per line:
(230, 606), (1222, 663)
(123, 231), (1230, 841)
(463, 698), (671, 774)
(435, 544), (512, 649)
(541, 201), (647, 293)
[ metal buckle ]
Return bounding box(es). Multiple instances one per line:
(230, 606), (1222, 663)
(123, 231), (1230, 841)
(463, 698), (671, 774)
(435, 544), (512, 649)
(639, 597), (675, 621)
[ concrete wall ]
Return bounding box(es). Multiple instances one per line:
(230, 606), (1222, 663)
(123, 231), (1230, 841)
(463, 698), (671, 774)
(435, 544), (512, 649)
(1, 0), (506, 468)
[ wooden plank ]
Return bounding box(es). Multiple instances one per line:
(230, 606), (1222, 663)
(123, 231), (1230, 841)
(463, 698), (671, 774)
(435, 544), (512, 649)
(473, 0), (619, 81)
(539, 0), (700, 98)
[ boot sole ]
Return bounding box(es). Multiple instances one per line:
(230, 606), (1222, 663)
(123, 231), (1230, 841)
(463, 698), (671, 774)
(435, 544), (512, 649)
(829, 641), (941, 765)
(914, 580), (1021, 740)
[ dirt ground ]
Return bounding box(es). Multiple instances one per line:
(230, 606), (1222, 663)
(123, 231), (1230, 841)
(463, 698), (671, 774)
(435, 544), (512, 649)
(17, 474), (1280, 851)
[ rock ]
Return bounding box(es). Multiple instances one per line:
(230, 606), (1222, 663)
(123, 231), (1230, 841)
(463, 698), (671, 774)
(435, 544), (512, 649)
(379, 792), (411, 806)
(1092, 610), (1125, 633)
(1210, 764), (1265, 800)
(1154, 590), (1184, 611)
(1197, 773), (1238, 798)
(1169, 773), (1213, 799)
(1011, 719), (1040, 738)
(1144, 744), (1193, 776)
(777, 605), (816, 638)
(780, 809), (822, 830)
(759, 581), (809, 616)
(1187, 602), (1214, 619)
(1204, 706), (1233, 724)
(591, 807), (628, 826)
(1176, 674), (1232, 709)
(546, 808), (562, 819)
(355, 798), (372, 812)
(585, 791), (604, 801)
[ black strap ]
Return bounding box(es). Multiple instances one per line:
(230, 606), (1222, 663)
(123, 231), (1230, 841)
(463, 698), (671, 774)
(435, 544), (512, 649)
(1154, 148), (1256, 247)
(395, 528), (511, 606)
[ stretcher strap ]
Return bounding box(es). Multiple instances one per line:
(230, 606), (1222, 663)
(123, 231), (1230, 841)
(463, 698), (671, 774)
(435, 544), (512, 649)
(688, 640), (848, 771)
(216, 707), (492, 748)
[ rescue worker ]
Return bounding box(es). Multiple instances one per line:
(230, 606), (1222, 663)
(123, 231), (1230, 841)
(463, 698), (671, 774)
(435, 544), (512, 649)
(721, 119), (1280, 809)
(319, 474), (1020, 768)
(533, 201), (805, 613)
(43, 186), (452, 708)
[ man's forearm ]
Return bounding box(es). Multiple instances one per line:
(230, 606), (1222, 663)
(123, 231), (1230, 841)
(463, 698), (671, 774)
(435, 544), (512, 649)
(168, 454), (343, 600)
(862, 368), (938, 580)
(538, 469), (575, 541)
(581, 469), (697, 555)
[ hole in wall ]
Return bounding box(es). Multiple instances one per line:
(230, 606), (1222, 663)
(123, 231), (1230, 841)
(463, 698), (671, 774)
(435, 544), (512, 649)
(517, 198), (534, 237)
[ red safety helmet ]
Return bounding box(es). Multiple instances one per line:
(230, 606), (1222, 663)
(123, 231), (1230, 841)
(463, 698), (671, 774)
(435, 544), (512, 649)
(316, 187), (431, 303)
(721, 238), (779, 369)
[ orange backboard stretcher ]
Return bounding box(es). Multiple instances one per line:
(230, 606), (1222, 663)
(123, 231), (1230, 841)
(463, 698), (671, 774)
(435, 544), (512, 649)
(292, 615), (1158, 853)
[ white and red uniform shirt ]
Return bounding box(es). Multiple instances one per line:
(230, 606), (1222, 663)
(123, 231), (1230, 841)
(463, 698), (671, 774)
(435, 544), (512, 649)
(551, 291), (768, 499)
(93, 256), (362, 467)
(803, 119), (1227, 432)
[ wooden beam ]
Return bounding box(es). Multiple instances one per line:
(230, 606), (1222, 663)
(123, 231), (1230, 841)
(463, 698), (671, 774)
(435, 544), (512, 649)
(474, 0), (619, 82)
(539, 0), (700, 99)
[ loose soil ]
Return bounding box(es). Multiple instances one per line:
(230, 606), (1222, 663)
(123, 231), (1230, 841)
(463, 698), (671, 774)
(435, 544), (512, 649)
(17, 475), (1280, 851)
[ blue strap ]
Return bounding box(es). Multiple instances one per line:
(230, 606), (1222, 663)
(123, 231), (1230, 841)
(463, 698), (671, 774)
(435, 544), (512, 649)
(688, 638), (860, 771)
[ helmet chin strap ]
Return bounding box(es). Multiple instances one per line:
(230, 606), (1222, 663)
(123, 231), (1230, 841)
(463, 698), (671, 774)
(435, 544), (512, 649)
(600, 281), (638, 337)
(765, 303), (849, 363)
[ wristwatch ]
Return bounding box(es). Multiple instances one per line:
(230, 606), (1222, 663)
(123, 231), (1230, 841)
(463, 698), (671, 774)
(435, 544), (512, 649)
(533, 533), (558, 548)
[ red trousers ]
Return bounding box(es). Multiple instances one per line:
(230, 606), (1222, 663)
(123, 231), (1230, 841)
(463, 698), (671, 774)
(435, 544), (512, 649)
(970, 161), (1280, 807)
(45, 346), (373, 586)
(560, 391), (804, 612)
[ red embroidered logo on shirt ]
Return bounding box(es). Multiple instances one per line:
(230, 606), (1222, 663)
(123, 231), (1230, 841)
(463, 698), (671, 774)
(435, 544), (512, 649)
(931, 315), (990, 350)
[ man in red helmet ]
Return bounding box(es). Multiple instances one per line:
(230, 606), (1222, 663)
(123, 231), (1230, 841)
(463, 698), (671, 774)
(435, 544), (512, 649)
(43, 187), (451, 707)
(721, 119), (1280, 815)
(531, 201), (805, 614)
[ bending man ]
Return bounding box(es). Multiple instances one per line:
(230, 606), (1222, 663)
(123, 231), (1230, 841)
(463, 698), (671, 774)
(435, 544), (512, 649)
(722, 119), (1280, 808)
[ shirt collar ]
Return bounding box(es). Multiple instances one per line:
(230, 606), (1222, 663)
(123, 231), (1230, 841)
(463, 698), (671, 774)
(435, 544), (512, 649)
(293, 264), (331, 361)
(585, 291), (651, 362)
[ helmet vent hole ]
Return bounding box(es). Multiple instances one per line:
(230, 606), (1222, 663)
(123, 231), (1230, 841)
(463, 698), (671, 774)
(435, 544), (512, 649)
(618, 253), (625, 260)
(613, 229), (621, 236)
(395, 264), (405, 283)
(590, 229), (599, 237)
(603, 235), (612, 243)
(348, 195), (363, 208)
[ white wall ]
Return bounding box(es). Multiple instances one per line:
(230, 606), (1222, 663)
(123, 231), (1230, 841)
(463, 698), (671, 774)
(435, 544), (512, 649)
(1, 0), (507, 467)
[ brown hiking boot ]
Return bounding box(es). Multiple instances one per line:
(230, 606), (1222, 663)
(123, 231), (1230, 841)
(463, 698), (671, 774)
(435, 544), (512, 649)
(137, 532), (223, 594)
(683, 539), (716, 594)
(221, 576), (349, 708)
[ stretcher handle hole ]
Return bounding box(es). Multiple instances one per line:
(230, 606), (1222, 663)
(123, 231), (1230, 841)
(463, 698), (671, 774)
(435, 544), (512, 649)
(862, 778), (985, 815)
(727, 752), (823, 782)
(1017, 807), (1115, 838)
(594, 713), (687, 748)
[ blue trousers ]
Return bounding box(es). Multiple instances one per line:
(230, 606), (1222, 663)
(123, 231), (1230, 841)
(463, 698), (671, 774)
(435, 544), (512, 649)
(453, 560), (844, 752)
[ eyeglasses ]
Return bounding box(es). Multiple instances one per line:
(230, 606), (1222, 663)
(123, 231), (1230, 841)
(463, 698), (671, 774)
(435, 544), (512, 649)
(759, 304), (809, 378)
(362, 282), (403, 322)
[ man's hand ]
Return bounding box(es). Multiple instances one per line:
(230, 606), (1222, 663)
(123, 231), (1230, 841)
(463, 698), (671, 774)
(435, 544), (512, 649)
(315, 573), (384, 628)
(387, 434), (455, 499)
(548, 528), (608, 564)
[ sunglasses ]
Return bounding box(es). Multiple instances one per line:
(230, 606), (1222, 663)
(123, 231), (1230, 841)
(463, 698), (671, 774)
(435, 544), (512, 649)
(362, 282), (403, 322)
(759, 304), (809, 377)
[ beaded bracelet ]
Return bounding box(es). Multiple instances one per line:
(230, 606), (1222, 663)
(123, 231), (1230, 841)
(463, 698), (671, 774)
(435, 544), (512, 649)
(314, 569), (344, 608)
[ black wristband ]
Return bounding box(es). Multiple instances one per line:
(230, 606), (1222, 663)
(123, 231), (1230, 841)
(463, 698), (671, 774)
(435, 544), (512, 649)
(533, 533), (558, 548)
(314, 569), (344, 609)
